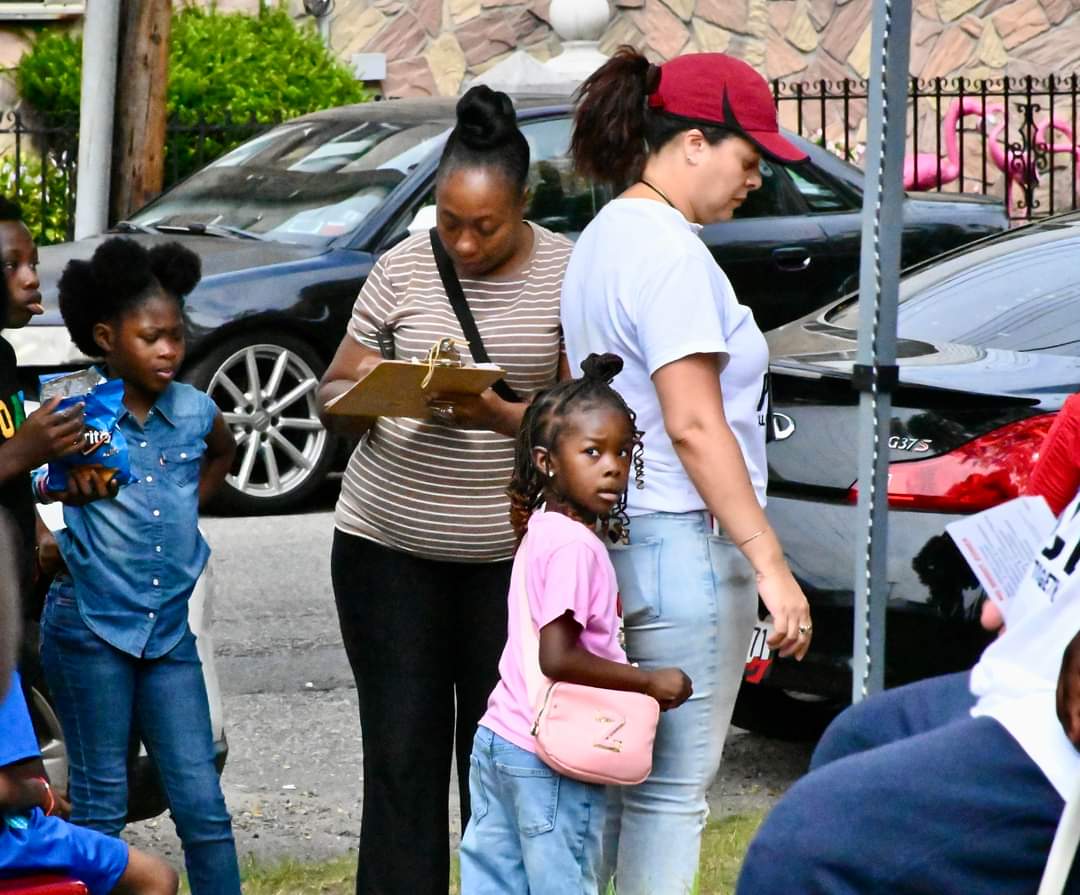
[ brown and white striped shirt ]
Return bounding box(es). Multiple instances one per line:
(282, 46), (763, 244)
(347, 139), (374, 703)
(334, 225), (572, 562)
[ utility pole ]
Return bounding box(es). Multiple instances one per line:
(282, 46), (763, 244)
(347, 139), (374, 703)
(110, 0), (171, 225)
(74, 0), (121, 240)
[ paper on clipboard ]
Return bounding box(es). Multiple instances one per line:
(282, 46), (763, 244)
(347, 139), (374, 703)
(945, 495), (1056, 608)
(324, 359), (506, 419)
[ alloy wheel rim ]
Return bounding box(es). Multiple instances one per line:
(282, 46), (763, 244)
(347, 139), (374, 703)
(210, 344), (326, 499)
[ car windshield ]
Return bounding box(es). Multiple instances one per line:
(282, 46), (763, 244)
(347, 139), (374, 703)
(130, 114), (452, 246)
(826, 227), (1080, 356)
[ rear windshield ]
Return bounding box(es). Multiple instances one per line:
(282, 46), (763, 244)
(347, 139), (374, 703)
(827, 229), (1080, 356)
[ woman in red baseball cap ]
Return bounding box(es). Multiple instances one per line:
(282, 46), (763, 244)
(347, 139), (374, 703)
(559, 48), (813, 895)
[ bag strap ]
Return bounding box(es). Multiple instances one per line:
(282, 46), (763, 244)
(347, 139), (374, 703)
(429, 227), (521, 405)
(514, 533), (548, 709)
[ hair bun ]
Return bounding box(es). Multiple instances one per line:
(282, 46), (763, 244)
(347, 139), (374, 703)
(148, 242), (201, 299)
(454, 85), (517, 151)
(580, 352), (624, 384)
(90, 238), (153, 299)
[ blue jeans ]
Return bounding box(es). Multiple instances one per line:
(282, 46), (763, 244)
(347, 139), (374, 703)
(738, 672), (1079, 894)
(459, 727), (607, 894)
(604, 511), (758, 895)
(40, 589), (240, 895)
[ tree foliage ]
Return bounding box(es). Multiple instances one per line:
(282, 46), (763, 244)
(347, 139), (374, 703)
(11, 3), (370, 240)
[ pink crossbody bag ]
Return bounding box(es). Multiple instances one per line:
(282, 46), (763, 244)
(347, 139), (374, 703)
(517, 534), (660, 786)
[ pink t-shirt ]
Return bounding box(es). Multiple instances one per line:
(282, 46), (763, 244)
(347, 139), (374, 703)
(480, 511), (627, 753)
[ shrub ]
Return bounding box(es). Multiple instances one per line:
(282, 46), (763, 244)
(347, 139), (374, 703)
(11, 2), (371, 240)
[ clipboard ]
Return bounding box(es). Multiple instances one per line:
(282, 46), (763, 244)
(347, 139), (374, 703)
(325, 339), (507, 419)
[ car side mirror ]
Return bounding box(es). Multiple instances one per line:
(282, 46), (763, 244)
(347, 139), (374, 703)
(407, 204), (437, 236)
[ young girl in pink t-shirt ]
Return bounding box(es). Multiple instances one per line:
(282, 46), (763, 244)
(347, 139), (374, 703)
(459, 354), (692, 895)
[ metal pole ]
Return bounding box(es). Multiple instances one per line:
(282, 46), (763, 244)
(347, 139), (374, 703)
(75, 0), (121, 240)
(851, 0), (912, 702)
(317, 13), (331, 47)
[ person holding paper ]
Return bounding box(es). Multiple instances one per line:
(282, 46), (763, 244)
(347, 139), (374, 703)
(737, 491), (1080, 894)
(316, 86), (572, 895)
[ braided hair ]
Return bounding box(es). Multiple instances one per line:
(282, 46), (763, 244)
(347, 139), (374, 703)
(58, 237), (201, 358)
(508, 352), (645, 544)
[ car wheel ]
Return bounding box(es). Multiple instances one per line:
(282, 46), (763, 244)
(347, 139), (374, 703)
(27, 684), (68, 795)
(731, 682), (842, 743)
(185, 333), (335, 515)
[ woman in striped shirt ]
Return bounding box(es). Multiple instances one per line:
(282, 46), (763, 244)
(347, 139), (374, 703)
(317, 86), (572, 895)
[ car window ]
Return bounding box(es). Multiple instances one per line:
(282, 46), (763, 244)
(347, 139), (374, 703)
(786, 165), (858, 213)
(519, 117), (598, 235)
(732, 160), (805, 219)
(380, 116), (599, 249)
(830, 234), (1080, 355)
(131, 116), (453, 246)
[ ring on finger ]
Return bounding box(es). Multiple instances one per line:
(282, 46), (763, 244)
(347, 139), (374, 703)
(798, 623), (813, 636)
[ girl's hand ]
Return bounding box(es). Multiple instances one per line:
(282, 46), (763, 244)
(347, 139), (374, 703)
(35, 527), (64, 577)
(645, 668), (693, 710)
(757, 568), (813, 661)
(53, 466), (119, 506)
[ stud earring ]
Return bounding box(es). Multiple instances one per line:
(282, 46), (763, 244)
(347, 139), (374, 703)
(548, 470), (555, 478)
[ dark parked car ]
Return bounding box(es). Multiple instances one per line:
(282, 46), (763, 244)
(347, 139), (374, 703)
(734, 211), (1080, 739)
(10, 97), (1008, 514)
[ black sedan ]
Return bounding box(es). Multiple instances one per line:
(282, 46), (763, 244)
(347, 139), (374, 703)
(11, 97), (1007, 514)
(736, 211), (1080, 739)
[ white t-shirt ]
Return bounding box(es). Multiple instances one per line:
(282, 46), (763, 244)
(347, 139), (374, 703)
(561, 198), (770, 515)
(970, 490), (1080, 799)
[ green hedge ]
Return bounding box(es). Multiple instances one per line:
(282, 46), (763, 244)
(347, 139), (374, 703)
(11, 3), (371, 241)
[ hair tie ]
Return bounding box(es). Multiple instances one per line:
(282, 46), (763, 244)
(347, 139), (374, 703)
(646, 62), (664, 108)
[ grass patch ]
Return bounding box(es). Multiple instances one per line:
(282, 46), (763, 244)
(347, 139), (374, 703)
(197, 812), (764, 895)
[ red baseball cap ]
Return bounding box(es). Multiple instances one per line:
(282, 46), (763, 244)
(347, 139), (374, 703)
(647, 54), (807, 164)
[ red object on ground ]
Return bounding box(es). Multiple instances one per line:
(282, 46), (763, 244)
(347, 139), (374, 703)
(0, 877), (88, 895)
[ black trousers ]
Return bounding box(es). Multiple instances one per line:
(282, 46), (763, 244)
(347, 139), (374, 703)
(331, 530), (511, 895)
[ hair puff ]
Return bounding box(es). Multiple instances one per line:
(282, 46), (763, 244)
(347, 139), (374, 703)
(148, 243), (201, 298)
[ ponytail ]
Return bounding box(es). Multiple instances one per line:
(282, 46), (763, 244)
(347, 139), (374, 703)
(571, 47), (660, 187)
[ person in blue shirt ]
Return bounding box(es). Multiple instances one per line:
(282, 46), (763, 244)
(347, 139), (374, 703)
(0, 669), (178, 894)
(36, 238), (240, 895)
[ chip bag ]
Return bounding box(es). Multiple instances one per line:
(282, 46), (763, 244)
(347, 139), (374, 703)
(39, 372), (135, 493)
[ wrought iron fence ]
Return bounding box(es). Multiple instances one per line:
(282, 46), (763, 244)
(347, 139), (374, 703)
(773, 74), (1080, 224)
(0, 110), (279, 244)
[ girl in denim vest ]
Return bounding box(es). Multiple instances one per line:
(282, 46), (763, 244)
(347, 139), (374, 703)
(459, 354), (691, 894)
(37, 238), (240, 895)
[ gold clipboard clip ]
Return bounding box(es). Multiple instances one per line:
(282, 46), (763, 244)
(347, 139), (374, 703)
(419, 338), (463, 390)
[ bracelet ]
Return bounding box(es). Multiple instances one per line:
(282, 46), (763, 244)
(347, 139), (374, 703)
(34, 776), (55, 816)
(737, 528), (767, 548)
(34, 475), (54, 505)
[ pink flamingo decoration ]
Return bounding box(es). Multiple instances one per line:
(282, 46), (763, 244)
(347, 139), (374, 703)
(903, 97), (1039, 213)
(1034, 116), (1080, 184)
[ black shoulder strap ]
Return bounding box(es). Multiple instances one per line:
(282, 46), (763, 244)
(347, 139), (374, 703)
(429, 228), (521, 404)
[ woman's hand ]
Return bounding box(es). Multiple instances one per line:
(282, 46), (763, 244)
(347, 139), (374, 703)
(317, 336), (385, 436)
(757, 566), (813, 661)
(426, 389), (526, 437)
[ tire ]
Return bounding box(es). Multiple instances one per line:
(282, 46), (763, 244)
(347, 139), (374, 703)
(731, 681), (843, 743)
(24, 673), (169, 821)
(184, 332), (336, 515)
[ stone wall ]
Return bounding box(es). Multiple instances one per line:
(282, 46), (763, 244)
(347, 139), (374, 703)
(314, 0), (1080, 99)
(0, 1), (1077, 113)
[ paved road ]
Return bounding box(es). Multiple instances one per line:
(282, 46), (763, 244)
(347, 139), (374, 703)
(127, 497), (813, 868)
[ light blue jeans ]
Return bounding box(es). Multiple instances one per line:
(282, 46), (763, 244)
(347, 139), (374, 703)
(604, 511), (758, 895)
(459, 726), (608, 894)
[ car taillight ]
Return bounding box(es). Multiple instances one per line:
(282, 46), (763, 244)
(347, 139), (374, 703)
(846, 413), (1056, 513)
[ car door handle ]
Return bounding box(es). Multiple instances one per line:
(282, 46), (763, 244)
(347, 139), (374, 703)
(772, 247), (812, 271)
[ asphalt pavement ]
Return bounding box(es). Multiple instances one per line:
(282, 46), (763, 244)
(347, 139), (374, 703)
(125, 488), (813, 869)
